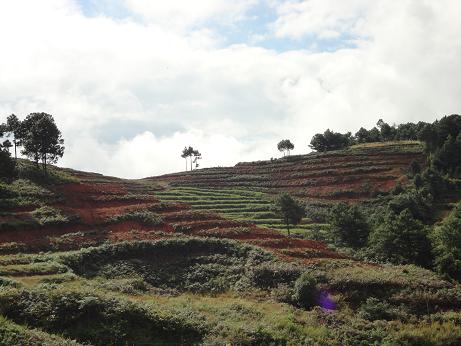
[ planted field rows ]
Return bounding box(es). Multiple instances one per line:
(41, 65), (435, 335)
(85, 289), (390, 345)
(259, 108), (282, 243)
(148, 142), (425, 201)
(0, 169), (343, 263)
(154, 186), (327, 237)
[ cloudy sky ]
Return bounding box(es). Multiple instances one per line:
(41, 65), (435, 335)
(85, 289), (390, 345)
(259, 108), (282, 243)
(0, 0), (460, 178)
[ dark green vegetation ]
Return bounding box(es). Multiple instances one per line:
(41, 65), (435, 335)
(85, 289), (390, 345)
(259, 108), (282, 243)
(277, 139), (294, 156)
(0, 112), (64, 177)
(310, 114), (461, 176)
(2, 114), (461, 345)
(274, 193), (305, 235)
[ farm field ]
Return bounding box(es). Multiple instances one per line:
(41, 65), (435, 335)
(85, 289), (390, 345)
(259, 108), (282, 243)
(149, 141), (425, 201)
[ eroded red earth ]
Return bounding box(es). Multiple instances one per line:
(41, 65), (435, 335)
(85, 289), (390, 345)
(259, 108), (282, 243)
(0, 173), (343, 263)
(0, 144), (425, 263)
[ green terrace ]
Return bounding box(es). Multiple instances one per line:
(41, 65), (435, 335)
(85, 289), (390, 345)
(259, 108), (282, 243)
(154, 186), (327, 236)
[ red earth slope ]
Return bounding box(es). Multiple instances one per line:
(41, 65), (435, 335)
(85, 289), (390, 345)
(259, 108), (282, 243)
(0, 170), (343, 263)
(148, 142), (425, 201)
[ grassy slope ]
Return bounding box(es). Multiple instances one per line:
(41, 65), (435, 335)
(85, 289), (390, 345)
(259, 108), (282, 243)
(1, 142), (461, 345)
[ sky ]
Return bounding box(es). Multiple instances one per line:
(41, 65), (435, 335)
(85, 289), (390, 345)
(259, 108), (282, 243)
(0, 0), (460, 178)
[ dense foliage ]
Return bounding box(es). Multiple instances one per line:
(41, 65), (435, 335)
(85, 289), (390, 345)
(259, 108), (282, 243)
(1, 113), (64, 175)
(310, 114), (461, 177)
(277, 139), (294, 156)
(431, 202), (461, 281)
(309, 129), (354, 152)
(329, 203), (369, 248)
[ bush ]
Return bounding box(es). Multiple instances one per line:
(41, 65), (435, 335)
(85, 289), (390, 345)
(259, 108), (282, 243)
(329, 203), (369, 248)
(359, 297), (395, 321)
(0, 287), (204, 345)
(0, 316), (82, 346)
(247, 262), (301, 289)
(31, 206), (70, 226)
(60, 238), (274, 293)
(431, 202), (461, 281)
(0, 150), (15, 181)
(387, 187), (434, 223)
(368, 209), (432, 266)
(292, 272), (318, 309)
(107, 210), (164, 226)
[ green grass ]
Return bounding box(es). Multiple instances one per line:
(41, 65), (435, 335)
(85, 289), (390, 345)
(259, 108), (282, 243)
(0, 262), (68, 277)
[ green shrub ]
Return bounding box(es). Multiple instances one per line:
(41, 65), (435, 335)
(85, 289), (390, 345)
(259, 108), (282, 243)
(107, 210), (164, 226)
(292, 272), (318, 309)
(0, 150), (16, 182)
(431, 202), (461, 281)
(247, 262), (301, 289)
(60, 238), (274, 293)
(0, 287), (204, 345)
(16, 160), (78, 184)
(31, 206), (71, 226)
(359, 297), (395, 321)
(0, 316), (82, 346)
(368, 209), (432, 266)
(329, 203), (369, 248)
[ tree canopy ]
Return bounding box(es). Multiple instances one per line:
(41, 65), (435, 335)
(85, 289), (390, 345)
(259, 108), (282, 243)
(274, 193), (305, 236)
(277, 139), (294, 156)
(20, 113), (65, 173)
(329, 203), (370, 248)
(181, 146), (201, 171)
(309, 129), (353, 152)
(431, 202), (461, 281)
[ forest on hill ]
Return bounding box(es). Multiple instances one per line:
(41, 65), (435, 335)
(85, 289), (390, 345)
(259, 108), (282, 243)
(0, 114), (461, 345)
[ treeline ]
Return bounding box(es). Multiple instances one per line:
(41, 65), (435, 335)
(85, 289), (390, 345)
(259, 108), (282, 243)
(310, 114), (461, 176)
(0, 113), (64, 180)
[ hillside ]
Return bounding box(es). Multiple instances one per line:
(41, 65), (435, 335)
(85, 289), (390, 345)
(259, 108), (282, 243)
(1, 142), (461, 345)
(151, 141), (424, 201)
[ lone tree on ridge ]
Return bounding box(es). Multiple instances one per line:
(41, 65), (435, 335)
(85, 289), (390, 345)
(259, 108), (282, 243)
(181, 146), (202, 171)
(277, 139), (294, 157)
(275, 193), (305, 236)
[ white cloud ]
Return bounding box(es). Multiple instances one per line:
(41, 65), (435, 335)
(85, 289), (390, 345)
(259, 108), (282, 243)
(61, 130), (273, 179)
(1, 0), (461, 178)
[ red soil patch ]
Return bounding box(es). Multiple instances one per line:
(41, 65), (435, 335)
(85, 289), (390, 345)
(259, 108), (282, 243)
(4, 150), (410, 261)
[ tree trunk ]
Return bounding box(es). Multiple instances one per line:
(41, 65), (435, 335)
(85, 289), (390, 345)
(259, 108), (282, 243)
(43, 153), (47, 175)
(286, 218), (290, 236)
(14, 141), (17, 160)
(190, 155), (193, 171)
(185, 158), (188, 171)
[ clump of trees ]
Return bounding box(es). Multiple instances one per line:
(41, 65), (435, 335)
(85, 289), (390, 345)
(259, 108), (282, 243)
(181, 146), (201, 171)
(309, 129), (354, 152)
(323, 144), (461, 274)
(310, 114), (461, 171)
(274, 193), (305, 236)
(277, 139), (294, 156)
(0, 112), (65, 177)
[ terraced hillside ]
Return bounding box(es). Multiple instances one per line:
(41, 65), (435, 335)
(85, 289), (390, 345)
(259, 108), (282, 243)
(150, 141), (425, 201)
(0, 161), (341, 263)
(146, 142), (425, 235)
(2, 143), (461, 345)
